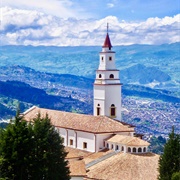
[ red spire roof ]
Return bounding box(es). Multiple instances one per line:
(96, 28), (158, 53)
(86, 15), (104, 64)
(102, 33), (112, 49)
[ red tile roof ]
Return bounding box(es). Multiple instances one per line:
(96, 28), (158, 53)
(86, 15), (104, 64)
(107, 135), (150, 146)
(102, 33), (112, 48)
(23, 106), (134, 134)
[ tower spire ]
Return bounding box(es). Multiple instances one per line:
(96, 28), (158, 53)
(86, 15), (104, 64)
(103, 23), (112, 49)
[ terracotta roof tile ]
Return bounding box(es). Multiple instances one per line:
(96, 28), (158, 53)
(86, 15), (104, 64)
(86, 152), (159, 180)
(23, 106), (134, 133)
(107, 135), (150, 146)
(69, 160), (86, 177)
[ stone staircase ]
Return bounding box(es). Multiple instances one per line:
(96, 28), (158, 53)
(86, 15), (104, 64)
(86, 151), (119, 168)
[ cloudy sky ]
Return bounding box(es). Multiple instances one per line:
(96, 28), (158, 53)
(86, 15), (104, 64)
(1, 0), (180, 46)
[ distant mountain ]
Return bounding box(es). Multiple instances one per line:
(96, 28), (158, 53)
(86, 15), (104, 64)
(0, 80), (92, 119)
(0, 44), (179, 91)
(0, 65), (94, 90)
(122, 84), (180, 103)
(121, 64), (171, 84)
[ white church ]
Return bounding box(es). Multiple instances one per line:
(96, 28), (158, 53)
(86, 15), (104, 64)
(23, 28), (149, 154)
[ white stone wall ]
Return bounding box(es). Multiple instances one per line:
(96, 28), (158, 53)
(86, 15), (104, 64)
(99, 52), (116, 70)
(77, 131), (95, 152)
(58, 127), (96, 152)
(104, 85), (122, 120)
(96, 133), (112, 151)
(93, 84), (122, 120)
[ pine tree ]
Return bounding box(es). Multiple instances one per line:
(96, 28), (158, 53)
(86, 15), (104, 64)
(0, 109), (33, 179)
(0, 111), (70, 180)
(31, 113), (70, 180)
(158, 126), (180, 180)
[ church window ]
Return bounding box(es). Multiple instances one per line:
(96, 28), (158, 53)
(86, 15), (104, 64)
(99, 74), (102, 78)
(111, 144), (114, 149)
(70, 139), (73, 146)
(133, 147), (136, 153)
(128, 147), (131, 152)
(138, 147), (142, 153)
(97, 107), (100, 116)
(110, 104), (116, 117)
(109, 56), (112, 61)
(143, 147), (146, 152)
(83, 142), (87, 149)
(109, 74), (114, 78)
(101, 57), (104, 61)
(122, 146), (124, 151)
(116, 145), (119, 150)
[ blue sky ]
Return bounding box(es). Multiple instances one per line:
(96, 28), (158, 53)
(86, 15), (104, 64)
(1, 0), (180, 46)
(72, 0), (180, 20)
(2, 0), (179, 20)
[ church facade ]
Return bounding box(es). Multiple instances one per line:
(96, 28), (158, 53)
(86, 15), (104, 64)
(23, 30), (149, 154)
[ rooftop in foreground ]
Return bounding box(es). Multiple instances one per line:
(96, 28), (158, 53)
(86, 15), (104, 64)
(66, 147), (159, 180)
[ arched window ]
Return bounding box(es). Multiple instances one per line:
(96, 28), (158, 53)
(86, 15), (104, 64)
(99, 74), (102, 78)
(101, 57), (104, 61)
(128, 147), (131, 153)
(110, 104), (116, 117)
(122, 146), (124, 152)
(109, 74), (114, 79)
(97, 104), (100, 116)
(107, 143), (109, 149)
(116, 145), (119, 150)
(109, 56), (112, 61)
(133, 147), (136, 153)
(143, 147), (146, 152)
(111, 144), (114, 149)
(138, 147), (142, 153)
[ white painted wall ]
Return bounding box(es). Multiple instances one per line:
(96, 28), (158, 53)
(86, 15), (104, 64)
(68, 129), (76, 148)
(59, 128), (67, 146)
(104, 85), (122, 120)
(96, 133), (113, 151)
(99, 52), (116, 70)
(77, 131), (95, 152)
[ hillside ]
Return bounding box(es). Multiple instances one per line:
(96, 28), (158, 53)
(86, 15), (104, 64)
(0, 66), (179, 104)
(0, 43), (179, 94)
(0, 80), (92, 119)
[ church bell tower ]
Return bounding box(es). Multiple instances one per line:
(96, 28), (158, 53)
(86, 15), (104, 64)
(93, 24), (122, 120)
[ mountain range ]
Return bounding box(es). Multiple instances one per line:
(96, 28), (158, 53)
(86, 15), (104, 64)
(1, 43), (179, 93)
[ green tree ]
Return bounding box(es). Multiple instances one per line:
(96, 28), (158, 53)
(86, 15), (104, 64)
(0, 111), (70, 180)
(31, 113), (70, 180)
(0, 109), (33, 179)
(171, 172), (180, 180)
(158, 126), (180, 180)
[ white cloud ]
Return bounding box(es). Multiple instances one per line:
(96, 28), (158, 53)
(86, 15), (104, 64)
(107, 3), (114, 8)
(1, 0), (81, 18)
(0, 7), (180, 46)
